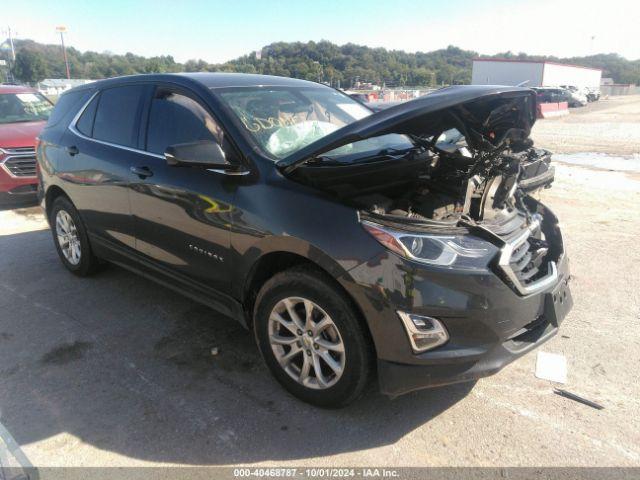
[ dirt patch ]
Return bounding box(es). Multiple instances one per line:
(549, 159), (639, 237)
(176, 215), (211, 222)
(154, 304), (262, 375)
(41, 341), (93, 366)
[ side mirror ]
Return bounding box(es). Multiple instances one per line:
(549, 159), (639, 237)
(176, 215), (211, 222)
(165, 141), (243, 172)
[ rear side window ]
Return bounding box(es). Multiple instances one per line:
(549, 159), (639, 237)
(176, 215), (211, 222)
(145, 89), (222, 155)
(93, 85), (145, 148)
(75, 94), (99, 136)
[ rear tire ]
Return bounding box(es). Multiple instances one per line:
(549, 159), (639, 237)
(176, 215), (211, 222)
(50, 196), (101, 276)
(254, 267), (373, 408)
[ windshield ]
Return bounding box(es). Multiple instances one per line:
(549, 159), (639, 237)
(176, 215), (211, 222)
(216, 86), (413, 160)
(0, 91), (53, 124)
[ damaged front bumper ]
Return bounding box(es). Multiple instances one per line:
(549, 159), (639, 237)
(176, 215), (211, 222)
(340, 203), (572, 397)
(377, 253), (571, 397)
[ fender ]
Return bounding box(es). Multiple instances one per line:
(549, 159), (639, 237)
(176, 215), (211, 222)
(231, 233), (360, 302)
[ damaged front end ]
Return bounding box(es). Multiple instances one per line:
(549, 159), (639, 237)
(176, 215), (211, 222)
(279, 85), (563, 296)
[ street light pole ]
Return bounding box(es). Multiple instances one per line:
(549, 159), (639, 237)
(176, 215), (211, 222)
(56, 26), (70, 79)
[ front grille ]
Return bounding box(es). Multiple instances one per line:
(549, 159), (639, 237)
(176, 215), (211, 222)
(2, 147), (36, 155)
(484, 209), (558, 296)
(508, 235), (549, 286)
(1, 147), (37, 178)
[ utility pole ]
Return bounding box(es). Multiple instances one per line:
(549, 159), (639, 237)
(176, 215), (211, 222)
(56, 25), (70, 79)
(1, 26), (16, 82)
(7, 26), (16, 61)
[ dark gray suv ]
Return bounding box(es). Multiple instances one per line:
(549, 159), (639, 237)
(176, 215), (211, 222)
(37, 73), (572, 407)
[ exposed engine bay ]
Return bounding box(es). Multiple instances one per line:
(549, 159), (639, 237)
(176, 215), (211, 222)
(291, 132), (554, 227)
(351, 142), (553, 224)
(286, 87), (554, 227)
(285, 87), (562, 290)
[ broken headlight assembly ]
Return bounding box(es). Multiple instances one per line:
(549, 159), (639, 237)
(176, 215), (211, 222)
(362, 221), (498, 271)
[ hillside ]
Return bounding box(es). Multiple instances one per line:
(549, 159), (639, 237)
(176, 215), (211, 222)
(2, 38), (639, 87)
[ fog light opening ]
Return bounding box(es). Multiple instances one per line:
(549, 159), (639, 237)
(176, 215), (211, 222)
(397, 311), (449, 353)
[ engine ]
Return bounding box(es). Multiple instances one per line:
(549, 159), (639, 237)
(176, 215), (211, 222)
(354, 145), (554, 224)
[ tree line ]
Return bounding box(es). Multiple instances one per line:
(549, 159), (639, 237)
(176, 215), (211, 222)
(3, 38), (639, 87)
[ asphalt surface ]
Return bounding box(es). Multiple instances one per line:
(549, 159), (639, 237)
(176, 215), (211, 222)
(1, 98), (639, 469)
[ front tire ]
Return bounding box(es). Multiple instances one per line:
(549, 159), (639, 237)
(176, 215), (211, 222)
(50, 196), (101, 276)
(254, 268), (373, 408)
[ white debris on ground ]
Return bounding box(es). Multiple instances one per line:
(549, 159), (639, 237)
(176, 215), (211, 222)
(535, 351), (568, 384)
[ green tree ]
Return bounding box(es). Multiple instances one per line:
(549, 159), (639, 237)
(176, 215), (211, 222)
(14, 49), (48, 84)
(7, 38), (639, 86)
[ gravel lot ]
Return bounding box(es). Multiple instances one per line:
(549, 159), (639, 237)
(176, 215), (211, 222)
(1, 96), (639, 471)
(531, 95), (640, 155)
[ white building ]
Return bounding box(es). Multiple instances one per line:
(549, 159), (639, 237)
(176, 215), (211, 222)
(37, 78), (95, 96)
(471, 59), (602, 89)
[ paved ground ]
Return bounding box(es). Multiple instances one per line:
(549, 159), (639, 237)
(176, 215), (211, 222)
(1, 97), (639, 470)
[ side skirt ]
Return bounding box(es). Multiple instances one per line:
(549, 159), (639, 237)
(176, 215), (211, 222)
(90, 234), (248, 328)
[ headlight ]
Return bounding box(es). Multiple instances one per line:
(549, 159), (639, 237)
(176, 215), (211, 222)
(362, 221), (498, 270)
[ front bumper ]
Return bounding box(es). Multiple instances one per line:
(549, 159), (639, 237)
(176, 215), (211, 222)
(341, 212), (572, 397)
(377, 278), (568, 396)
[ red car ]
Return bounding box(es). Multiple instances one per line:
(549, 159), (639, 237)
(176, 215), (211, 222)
(0, 85), (54, 203)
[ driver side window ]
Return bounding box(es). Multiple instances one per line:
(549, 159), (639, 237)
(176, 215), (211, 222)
(145, 88), (223, 155)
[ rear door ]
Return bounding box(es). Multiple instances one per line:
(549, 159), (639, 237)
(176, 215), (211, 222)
(129, 83), (238, 300)
(64, 84), (152, 251)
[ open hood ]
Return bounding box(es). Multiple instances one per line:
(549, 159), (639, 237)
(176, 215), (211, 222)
(277, 85), (537, 173)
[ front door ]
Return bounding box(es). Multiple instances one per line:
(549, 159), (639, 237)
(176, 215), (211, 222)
(129, 85), (238, 299)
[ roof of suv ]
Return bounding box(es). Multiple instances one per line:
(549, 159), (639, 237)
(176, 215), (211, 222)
(69, 72), (323, 92)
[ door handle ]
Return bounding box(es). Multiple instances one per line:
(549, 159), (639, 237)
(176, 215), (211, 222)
(130, 166), (154, 179)
(67, 145), (79, 156)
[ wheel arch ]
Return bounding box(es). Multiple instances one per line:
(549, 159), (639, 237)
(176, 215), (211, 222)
(44, 184), (71, 220)
(239, 247), (375, 357)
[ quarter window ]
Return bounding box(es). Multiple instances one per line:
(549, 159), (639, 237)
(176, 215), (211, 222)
(145, 89), (223, 155)
(92, 85), (145, 148)
(75, 94), (99, 137)
(45, 89), (89, 127)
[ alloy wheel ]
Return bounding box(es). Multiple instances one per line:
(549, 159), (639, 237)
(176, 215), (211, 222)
(55, 210), (81, 265)
(268, 296), (346, 389)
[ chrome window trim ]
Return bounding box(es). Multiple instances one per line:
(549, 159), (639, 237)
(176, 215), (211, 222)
(68, 90), (165, 160)
(67, 88), (251, 176)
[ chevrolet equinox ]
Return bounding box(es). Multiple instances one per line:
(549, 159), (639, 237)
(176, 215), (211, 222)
(37, 73), (572, 407)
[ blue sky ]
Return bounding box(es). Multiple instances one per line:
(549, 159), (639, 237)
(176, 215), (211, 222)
(6, 0), (639, 61)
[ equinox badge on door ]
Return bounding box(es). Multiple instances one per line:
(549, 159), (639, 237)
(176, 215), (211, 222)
(189, 244), (224, 262)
